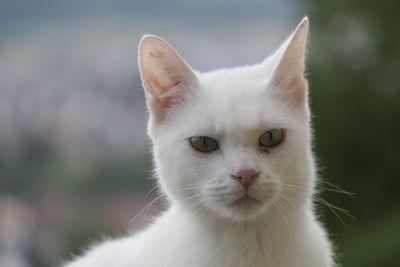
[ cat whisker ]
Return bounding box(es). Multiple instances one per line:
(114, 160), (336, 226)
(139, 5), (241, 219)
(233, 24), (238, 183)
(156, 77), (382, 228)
(314, 197), (346, 226)
(278, 193), (299, 210)
(313, 195), (355, 227)
(318, 180), (356, 198)
(175, 183), (201, 188)
(282, 184), (310, 193)
(285, 177), (356, 198)
(145, 183), (161, 197)
(180, 193), (202, 204)
(282, 181), (309, 188)
(129, 194), (167, 225)
(197, 204), (213, 223)
(272, 201), (294, 233)
(282, 183), (355, 225)
(314, 195), (354, 218)
(316, 186), (356, 198)
(172, 186), (200, 192)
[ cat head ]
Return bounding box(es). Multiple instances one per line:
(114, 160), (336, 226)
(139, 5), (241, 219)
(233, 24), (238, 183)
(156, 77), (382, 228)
(138, 18), (314, 221)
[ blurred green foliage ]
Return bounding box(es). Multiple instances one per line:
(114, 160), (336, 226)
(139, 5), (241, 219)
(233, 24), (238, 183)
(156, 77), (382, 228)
(305, 0), (400, 266)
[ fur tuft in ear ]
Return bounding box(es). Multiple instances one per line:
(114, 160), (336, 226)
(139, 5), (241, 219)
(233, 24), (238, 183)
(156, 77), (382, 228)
(269, 17), (309, 106)
(138, 35), (198, 123)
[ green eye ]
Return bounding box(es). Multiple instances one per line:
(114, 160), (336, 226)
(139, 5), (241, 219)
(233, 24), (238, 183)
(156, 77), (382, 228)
(259, 129), (284, 149)
(189, 136), (219, 153)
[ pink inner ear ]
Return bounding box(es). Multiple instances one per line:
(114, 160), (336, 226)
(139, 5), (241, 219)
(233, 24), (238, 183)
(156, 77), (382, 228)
(280, 76), (306, 105)
(159, 81), (180, 92)
(269, 73), (307, 106)
(149, 76), (180, 98)
(148, 79), (182, 122)
(152, 96), (174, 122)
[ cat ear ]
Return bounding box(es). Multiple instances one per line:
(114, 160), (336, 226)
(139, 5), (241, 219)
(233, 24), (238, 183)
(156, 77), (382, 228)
(138, 35), (198, 123)
(268, 17), (309, 106)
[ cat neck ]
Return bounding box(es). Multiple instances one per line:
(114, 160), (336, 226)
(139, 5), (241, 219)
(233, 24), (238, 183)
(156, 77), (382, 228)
(160, 202), (311, 266)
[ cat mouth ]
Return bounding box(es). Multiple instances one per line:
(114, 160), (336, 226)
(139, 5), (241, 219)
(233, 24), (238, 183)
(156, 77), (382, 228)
(229, 194), (261, 207)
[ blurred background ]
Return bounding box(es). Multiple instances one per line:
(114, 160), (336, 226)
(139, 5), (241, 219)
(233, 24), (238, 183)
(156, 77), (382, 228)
(0, 0), (399, 266)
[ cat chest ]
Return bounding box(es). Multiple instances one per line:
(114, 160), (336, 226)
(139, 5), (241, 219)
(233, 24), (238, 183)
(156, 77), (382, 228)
(207, 230), (274, 267)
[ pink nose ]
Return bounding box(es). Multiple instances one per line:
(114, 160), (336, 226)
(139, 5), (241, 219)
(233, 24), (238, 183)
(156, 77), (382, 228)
(231, 168), (259, 189)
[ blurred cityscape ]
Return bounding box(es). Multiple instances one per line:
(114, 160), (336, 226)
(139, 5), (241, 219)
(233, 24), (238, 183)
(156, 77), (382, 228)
(1, 0), (399, 266)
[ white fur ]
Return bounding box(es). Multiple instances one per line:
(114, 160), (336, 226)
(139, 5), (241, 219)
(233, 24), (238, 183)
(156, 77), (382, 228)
(62, 18), (334, 267)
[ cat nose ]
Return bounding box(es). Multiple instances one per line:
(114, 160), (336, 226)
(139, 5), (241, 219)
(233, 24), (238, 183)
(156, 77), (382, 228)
(231, 168), (259, 189)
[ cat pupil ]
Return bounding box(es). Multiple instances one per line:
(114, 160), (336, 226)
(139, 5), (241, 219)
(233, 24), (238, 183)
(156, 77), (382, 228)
(259, 129), (284, 148)
(189, 136), (219, 153)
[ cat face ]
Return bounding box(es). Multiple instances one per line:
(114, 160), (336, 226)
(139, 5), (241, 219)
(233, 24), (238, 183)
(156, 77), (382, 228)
(139, 18), (312, 221)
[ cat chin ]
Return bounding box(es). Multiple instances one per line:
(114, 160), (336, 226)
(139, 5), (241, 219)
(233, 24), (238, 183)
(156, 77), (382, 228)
(208, 197), (275, 222)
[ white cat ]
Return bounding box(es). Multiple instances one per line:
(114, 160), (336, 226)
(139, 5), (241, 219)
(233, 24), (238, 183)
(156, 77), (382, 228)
(62, 17), (334, 267)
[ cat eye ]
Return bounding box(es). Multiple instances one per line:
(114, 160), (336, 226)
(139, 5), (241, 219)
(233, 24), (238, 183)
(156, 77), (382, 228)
(259, 129), (284, 150)
(189, 136), (219, 153)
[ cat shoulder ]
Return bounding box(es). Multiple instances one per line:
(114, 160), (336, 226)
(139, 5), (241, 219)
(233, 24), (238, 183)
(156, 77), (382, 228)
(60, 237), (138, 267)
